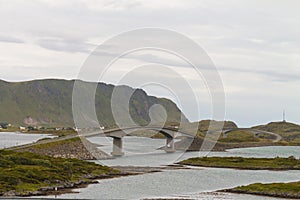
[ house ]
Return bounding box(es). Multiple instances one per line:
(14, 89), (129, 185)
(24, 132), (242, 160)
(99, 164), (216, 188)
(19, 126), (26, 131)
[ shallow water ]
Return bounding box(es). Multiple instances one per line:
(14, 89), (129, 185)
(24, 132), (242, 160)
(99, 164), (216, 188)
(0, 132), (55, 149)
(86, 136), (300, 166)
(35, 136), (300, 200)
(37, 167), (300, 199)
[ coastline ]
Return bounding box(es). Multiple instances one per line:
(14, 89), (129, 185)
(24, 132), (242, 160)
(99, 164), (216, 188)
(5, 165), (189, 197)
(8, 172), (136, 197)
(221, 188), (300, 199)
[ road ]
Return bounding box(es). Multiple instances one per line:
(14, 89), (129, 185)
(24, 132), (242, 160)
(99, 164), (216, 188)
(223, 128), (282, 143)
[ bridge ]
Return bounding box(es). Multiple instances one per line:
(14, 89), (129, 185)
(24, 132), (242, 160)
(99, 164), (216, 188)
(5, 126), (194, 157)
(222, 128), (282, 143)
(82, 126), (194, 156)
(6, 126), (282, 158)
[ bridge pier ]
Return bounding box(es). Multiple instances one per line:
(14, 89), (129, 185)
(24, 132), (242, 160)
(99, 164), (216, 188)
(165, 137), (175, 153)
(111, 137), (124, 156)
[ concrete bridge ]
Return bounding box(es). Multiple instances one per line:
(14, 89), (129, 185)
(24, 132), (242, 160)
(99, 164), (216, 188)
(84, 126), (193, 156)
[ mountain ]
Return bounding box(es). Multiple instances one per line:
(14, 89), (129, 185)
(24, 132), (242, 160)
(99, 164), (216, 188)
(0, 79), (187, 127)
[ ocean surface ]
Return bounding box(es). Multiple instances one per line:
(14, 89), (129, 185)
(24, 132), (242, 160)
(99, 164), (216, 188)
(34, 136), (300, 200)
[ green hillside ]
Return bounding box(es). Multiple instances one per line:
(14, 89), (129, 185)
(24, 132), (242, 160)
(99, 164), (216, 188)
(252, 121), (300, 143)
(0, 79), (186, 127)
(198, 120), (238, 133)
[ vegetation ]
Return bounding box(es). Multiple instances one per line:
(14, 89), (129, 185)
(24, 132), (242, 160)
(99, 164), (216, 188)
(0, 150), (119, 196)
(23, 137), (81, 150)
(197, 120), (238, 133)
(0, 79), (185, 127)
(179, 156), (300, 170)
(218, 130), (260, 143)
(0, 126), (19, 132)
(253, 121), (300, 143)
(224, 181), (300, 199)
(26, 128), (76, 137)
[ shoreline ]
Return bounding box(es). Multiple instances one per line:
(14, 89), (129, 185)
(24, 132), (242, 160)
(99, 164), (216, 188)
(5, 164), (300, 199)
(178, 156), (300, 171)
(221, 188), (300, 199)
(6, 171), (138, 197)
(8, 165), (189, 197)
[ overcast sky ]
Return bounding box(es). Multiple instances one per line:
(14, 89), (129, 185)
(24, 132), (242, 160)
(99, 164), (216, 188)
(0, 0), (299, 126)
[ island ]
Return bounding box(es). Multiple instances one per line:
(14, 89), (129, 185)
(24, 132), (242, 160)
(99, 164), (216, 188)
(179, 156), (300, 199)
(222, 181), (300, 199)
(0, 150), (124, 197)
(178, 156), (300, 170)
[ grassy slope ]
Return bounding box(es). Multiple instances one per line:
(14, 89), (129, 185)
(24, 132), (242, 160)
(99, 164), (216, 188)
(218, 130), (260, 143)
(225, 182), (300, 199)
(197, 120), (238, 133)
(253, 121), (300, 143)
(0, 150), (119, 196)
(0, 79), (186, 127)
(179, 156), (300, 170)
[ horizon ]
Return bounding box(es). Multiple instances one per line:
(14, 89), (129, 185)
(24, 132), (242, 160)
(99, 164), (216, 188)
(0, 77), (297, 127)
(1, 2), (300, 199)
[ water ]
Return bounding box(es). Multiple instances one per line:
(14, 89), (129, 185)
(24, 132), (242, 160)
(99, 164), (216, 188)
(38, 167), (300, 199)
(36, 136), (300, 199)
(86, 136), (300, 166)
(0, 132), (55, 149)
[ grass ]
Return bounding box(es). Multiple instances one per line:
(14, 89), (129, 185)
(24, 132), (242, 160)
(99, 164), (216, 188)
(0, 79), (185, 128)
(26, 136), (81, 150)
(219, 130), (260, 143)
(179, 156), (300, 170)
(0, 150), (119, 196)
(0, 126), (20, 132)
(253, 121), (300, 143)
(26, 129), (76, 137)
(225, 181), (300, 198)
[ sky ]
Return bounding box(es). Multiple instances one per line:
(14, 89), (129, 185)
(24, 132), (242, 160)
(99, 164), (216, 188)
(0, 0), (299, 127)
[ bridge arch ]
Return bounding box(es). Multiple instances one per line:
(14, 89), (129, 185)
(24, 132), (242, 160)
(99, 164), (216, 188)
(105, 126), (192, 156)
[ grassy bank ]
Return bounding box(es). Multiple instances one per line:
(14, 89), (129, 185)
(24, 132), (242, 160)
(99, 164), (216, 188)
(0, 150), (120, 196)
(223, 181), (300, 199)
(179, 156), (300, 170)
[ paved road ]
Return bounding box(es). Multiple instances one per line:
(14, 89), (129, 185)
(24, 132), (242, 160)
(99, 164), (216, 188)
(252, 129), (283, 143)
(223, 128), (282, 143)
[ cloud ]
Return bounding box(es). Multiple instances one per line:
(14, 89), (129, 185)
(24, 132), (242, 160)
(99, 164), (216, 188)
(36, 38), (95, 53)
(0, 0), (300, 125)
(0, 35), (24, 44)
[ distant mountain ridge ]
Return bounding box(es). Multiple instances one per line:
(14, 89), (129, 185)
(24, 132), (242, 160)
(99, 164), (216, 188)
(0, 79), (187, 127)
